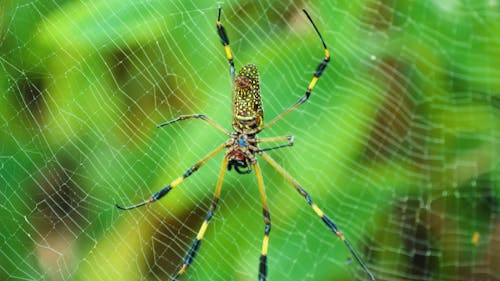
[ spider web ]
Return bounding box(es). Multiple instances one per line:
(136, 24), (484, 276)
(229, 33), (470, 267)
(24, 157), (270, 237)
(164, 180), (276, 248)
(1, 0), (499, 280)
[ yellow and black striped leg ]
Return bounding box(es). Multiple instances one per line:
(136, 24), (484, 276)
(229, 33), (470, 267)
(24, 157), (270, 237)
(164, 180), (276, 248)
(216, 7), (235, 79)
(171, 155), (229, 280)
(115, 143), (228, 211)
(263, 9), (330, 130)
(253, 162), (271, 281)
(259, 152), (375, 281)
(157, 114), (232, 136)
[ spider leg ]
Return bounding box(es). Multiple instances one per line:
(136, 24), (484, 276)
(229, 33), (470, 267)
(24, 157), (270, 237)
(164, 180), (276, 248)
(171, 154), (229, 280)
(255, 135), (294, 152)
(115, 142), (229, 211)
(157, 114), (232, 136)
(259, 152), (375, 281)
(262, 10), (330, 130)
(253, 162), (271, 281)
(216, 7), (235, 80)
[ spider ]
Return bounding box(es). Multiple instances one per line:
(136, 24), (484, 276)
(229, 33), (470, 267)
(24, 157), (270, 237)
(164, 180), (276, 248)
(116, 8), (375, 281)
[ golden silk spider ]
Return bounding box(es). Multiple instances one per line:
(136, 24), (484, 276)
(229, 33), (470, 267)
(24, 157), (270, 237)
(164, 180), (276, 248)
(116, 7), (375, 281)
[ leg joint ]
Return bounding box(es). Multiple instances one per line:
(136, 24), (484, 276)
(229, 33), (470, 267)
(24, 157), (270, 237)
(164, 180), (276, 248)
(205, 210), (214, 221)
(153, 185), (172, 201)
(322, 215), (339, 232)
(305, 194), (313, 205)
(314, 58), (329, 77)
(184, 238), (201, 265)
(301, 92), (310, 103)
(183, 168), (194, 178)
(264, 223), (271, 235)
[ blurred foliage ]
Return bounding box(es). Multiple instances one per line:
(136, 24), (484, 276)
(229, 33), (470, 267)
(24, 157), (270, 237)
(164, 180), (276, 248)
(1, 0), (499, 281)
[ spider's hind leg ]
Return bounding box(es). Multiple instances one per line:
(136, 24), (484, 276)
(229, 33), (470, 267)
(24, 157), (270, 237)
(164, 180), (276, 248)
(115, 143), (228, 211)
(171, 155), (229, 280)
(253, 162), (271, 281)
(258, 152), (376, 281)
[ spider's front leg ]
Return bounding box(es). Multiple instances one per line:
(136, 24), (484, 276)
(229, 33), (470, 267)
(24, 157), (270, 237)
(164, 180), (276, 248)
(262, 9), (330, 130)
(216, 7), (235, 80)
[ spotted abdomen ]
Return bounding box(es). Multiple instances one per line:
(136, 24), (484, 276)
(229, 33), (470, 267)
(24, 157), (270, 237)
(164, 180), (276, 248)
(232, 64), (263, 132)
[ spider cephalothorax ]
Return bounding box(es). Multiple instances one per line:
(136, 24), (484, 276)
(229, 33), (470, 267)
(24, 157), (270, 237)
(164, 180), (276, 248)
(227, 133), (257, 174)
(116, 7), (375, 281)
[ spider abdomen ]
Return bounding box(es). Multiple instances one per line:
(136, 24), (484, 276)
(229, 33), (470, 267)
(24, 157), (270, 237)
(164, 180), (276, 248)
(232, 64), (263, 132)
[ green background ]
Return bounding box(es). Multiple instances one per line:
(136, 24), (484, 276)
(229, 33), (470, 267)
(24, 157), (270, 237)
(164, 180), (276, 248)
(1, 0), (499, 280)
